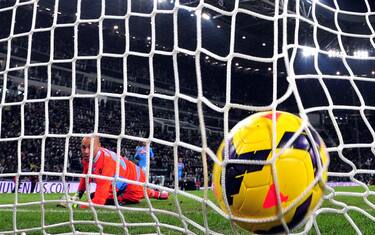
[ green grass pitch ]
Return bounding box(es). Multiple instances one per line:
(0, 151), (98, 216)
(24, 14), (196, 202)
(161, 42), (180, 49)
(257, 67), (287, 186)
(0, 186), (374, 234)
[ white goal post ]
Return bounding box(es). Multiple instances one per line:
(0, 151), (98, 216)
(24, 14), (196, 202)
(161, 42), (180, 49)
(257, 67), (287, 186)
(0, 0), (375, 234)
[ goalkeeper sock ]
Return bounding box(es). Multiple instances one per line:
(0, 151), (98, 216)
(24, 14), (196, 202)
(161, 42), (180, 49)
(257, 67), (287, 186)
(157, 191), (169, 200)
(149, 190), (169, 200)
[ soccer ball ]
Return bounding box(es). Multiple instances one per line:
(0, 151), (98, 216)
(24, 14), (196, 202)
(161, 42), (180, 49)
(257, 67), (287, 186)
(212, 111), (329, 233)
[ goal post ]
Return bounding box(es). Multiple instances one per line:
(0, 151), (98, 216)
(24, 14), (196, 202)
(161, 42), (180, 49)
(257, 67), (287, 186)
(0, 0), (375, 234)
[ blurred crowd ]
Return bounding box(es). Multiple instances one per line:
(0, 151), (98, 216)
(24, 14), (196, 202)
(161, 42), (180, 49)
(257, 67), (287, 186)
(0, 81), (224, 189)
(1, 80), (374, 187)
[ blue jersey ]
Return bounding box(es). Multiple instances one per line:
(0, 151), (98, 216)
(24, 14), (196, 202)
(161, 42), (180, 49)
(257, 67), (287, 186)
(178, 162), (184, 180)
(134, 146), (154, 171)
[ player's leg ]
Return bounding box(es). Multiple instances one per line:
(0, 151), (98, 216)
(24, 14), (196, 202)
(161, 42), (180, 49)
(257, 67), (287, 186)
(146, 188), (169, 200)
(88, 192), (135, 205)
(117, 187), (142, 204)
(139, 170), (169, 200)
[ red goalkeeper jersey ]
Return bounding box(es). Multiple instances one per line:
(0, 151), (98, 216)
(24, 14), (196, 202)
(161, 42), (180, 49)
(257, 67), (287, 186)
(78, 147), (144, 205)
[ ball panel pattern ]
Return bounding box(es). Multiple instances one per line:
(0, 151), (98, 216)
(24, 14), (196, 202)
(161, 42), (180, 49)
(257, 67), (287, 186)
(212, 111), (329, 233)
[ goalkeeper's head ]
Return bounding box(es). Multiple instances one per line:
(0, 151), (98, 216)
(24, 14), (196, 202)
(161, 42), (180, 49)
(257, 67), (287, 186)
(81, 136), (101, 163)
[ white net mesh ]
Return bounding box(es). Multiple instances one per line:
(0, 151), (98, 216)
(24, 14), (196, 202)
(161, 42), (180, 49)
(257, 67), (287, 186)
(0, 0), (375, 234)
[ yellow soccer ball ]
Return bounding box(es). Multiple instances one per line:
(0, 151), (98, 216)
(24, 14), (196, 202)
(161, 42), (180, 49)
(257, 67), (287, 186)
(212, 111), (329, 233)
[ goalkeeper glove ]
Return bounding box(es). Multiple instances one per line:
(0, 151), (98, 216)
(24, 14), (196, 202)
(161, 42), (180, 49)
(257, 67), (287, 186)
(57, 193), (80, 208)
(57, 194), (70, 208)
(71, 193), (80, 201)
(71, 193), (81, 208)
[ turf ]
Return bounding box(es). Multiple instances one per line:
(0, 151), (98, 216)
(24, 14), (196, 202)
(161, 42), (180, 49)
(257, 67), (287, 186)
(0, 186), (374, 234)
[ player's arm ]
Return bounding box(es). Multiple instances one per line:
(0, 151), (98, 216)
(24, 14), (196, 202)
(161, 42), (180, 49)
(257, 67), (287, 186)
(57, 161), (87, 208)
(90, 159), (115, 205)
(76, 160), (89, 199)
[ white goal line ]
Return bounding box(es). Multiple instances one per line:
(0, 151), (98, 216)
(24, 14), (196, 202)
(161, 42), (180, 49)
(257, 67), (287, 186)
(0, 207), (373, 214)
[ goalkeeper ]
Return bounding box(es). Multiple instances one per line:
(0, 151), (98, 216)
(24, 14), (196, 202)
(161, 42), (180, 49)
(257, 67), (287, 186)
(71, 136), (168, 208)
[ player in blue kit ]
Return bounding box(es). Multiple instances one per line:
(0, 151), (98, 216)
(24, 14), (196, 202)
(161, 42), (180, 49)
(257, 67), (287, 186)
(134, 141), (154, 172)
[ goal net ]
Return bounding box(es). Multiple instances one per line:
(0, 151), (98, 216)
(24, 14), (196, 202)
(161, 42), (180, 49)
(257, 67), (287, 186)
(0, 0), (374, 234)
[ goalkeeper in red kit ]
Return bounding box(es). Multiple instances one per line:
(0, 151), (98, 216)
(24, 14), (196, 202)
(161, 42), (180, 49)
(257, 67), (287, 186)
(71, 137), (168, 208)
